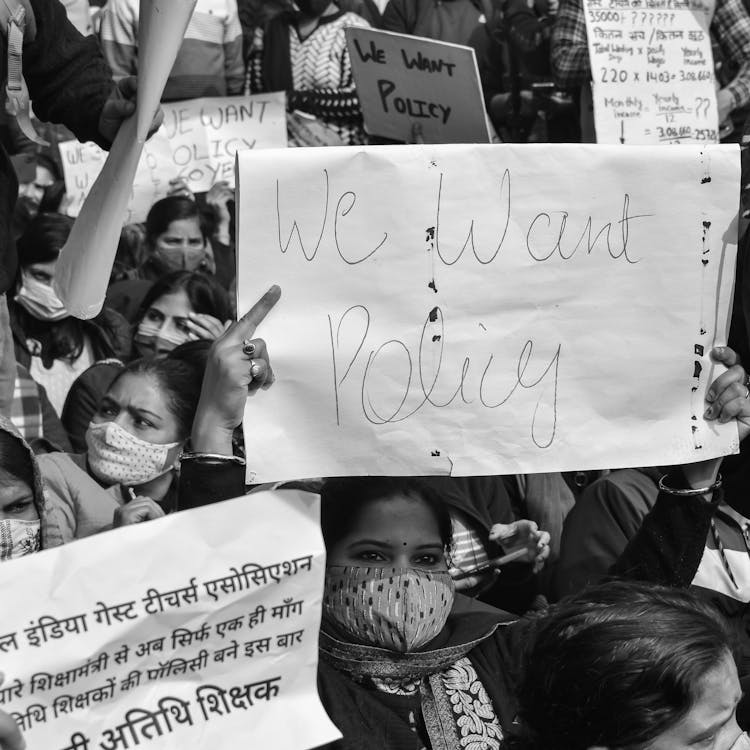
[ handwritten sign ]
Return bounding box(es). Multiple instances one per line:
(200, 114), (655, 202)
(59, 93), (287, 222)
(236, 143), (739, 481)
(583, 0), (719, 144)
(0, 491), (340, 750)
(345, 27), (490, 144)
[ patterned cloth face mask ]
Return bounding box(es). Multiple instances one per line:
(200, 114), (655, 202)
(0, 518), (41, 561)
(323, 566), (456, 653)
(85, 421), (180, 486)
(14, 272), (68, 321)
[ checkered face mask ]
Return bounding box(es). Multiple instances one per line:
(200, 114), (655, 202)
(323, 566), (455, 653)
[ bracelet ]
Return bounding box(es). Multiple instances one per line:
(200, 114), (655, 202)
(658, 473), (722, 496)
(180, 451), (246, 466)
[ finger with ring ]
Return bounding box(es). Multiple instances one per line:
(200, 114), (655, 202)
(242, 339), (256, 356)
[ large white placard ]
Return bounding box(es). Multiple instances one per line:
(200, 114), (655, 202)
(584, 0), (719, 144)
(236, 143), (739, 481)
(0, 491), (340, 750)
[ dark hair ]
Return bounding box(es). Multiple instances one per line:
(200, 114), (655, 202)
(167, 339), (212, 373)
(13, 213), (121, 363)
(0, 430), (35, 491)
(320, 477), (454, 553)
(135, 270), (233, 327)
(509, 581), (737, 750)
(145, 196), (208, 246)
(17, 212), (73, 266)
(110, 356), (203, 439)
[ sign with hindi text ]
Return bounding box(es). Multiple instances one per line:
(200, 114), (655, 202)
(345, 27), (490, 143)
(59, 93), (287, 222)
(583, 0), (719, 144)
(236, 143), (739, 481)
(0, 491), (339, 750)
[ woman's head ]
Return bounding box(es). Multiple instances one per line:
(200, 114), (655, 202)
(321, 477), (456, 653)
(133, 271), (232, 356)
(86, 356), (203, 487)
(321, 477), (453, 570)
(0, 430), (41, 561)
(514, 581), (742, 750)
(14, 213), (72, 322)
(145, 196), (209, 273)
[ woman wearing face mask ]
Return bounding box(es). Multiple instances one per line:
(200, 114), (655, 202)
(139, 196), (213, 278)
(508, 581), (747, 750)
(61, 272), (231, 453)
(131, 270), (232, 357)
(9, 213), (131, 415)
(315, 476), (523, 749)
(72, 356), (204, 524)
(0, 415), (114, 554)
(0, 422), (43, 562)
(246, 1), (370, 146)
(106, 196), (219, 322)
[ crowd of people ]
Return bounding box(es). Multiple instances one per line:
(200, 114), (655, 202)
(1, 1), (750, 749)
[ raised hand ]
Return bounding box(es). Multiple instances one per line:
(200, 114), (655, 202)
(191, 286), (281, 454)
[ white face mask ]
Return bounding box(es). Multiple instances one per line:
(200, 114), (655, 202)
(85, 421), (180, 487)
(0, 518), (41, 561)
(14, 272), (68, 321)
(135, 320), (190, 353)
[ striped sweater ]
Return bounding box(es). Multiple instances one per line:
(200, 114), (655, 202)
(99, 0), (244, 101)
(247, 11), (369, 145)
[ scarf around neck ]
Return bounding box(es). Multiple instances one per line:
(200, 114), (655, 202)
(318, 597), (508, 750)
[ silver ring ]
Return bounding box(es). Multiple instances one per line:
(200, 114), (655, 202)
(242, 339), (255, 357)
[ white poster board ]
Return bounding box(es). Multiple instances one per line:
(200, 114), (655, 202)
(0, 491), (340, 750)
(345, 27), (490, 143)
(584, 0), (719, 144)
(236, 143), (740, 482)
(59, 93), (287, 222)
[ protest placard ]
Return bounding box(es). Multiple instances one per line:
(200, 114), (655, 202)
(58, 138), (173, 224)
(0, 491), (340, 750)
(345, 27), (490, 143)
(59, 93), (287, 220)
(583, 0), (719, 144)
(236, 143), (739, 481)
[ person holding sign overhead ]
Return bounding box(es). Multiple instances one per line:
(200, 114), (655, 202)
(174, 285), (750, 746)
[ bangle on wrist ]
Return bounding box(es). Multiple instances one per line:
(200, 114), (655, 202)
(180, 451), (245, 466)
(658, 473), (722, 497)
